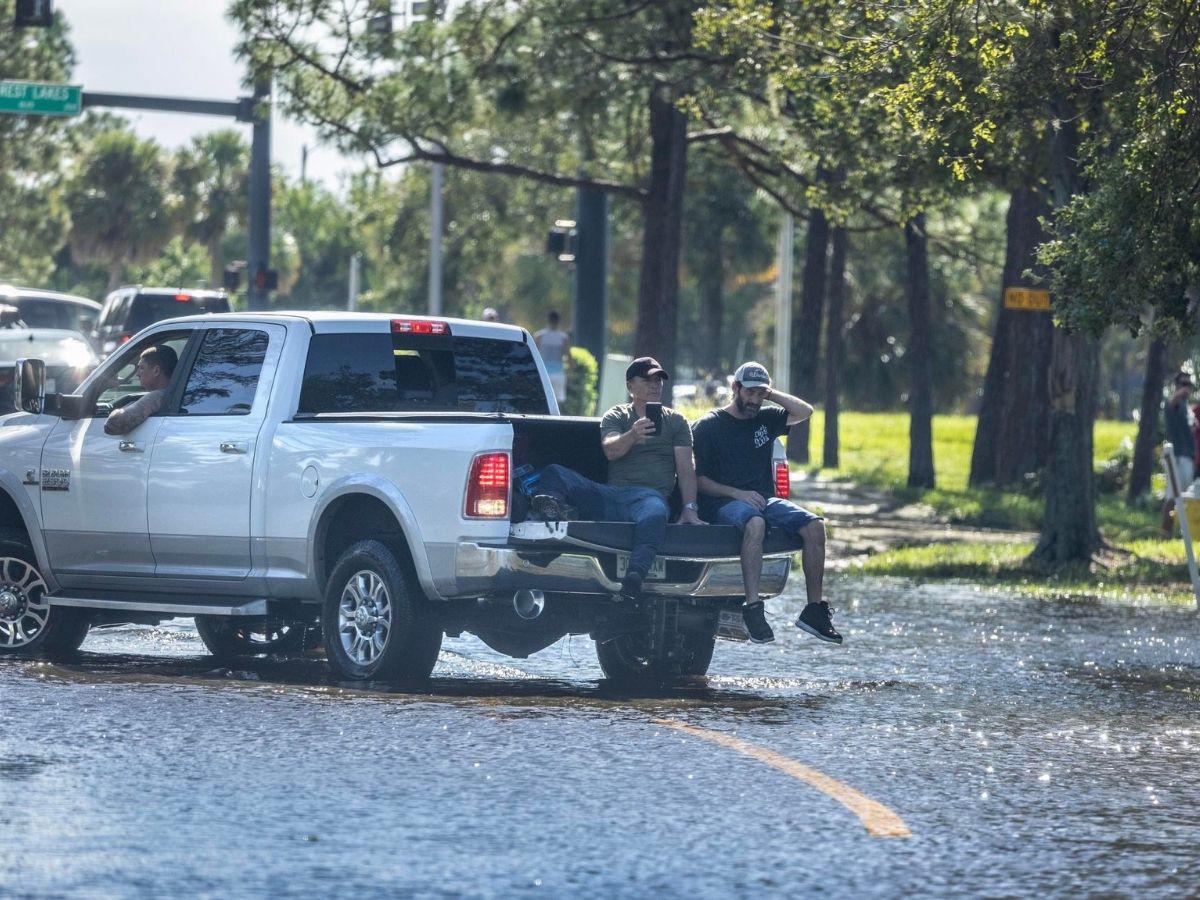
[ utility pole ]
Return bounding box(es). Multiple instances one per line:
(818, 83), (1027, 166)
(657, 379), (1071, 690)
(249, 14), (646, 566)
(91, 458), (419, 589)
(246, 79), (273, 311)
(429, 162), (444, 315)
(774, 212), (794, 392)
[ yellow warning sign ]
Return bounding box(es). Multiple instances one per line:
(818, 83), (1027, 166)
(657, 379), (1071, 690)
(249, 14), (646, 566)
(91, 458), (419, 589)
(1004, 287), (1051, 311)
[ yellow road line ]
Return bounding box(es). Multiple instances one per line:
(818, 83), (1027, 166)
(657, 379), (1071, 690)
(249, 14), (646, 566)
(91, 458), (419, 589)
(653, 719), (912, 839)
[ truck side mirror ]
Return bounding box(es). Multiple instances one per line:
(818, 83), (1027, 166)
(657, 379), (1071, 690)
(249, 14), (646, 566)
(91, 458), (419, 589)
(13, 358), (46, 414)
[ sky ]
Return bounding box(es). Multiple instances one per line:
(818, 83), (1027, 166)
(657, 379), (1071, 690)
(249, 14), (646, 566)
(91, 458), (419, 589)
(56, 0), (367, 188)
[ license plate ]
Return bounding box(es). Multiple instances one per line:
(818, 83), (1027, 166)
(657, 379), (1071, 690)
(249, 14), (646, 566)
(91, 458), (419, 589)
(716, 609), (751, 642)
(616, 553), (666, 580)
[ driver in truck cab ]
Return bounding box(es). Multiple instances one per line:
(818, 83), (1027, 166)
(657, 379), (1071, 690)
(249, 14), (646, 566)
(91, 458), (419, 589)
(531, 356), (704, 602)
(103, 344), (177, 436)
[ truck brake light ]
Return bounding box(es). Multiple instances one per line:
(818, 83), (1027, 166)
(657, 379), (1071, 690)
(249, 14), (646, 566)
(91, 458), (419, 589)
(175, 293), (192, 302)
(775, 461), (790, 498)
(465, 452), (509, 518)
(392, 319), (449, 335)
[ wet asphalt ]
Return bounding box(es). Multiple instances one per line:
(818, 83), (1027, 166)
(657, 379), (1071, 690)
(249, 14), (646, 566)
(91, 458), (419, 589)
(2, 575), (1199, 898)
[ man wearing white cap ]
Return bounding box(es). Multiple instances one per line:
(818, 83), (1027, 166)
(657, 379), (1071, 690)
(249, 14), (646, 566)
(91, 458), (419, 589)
(692, 361), (841, 645)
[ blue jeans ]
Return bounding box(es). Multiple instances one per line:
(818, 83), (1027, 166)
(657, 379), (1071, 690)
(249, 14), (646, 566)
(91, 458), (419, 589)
(537, 464), (668, 579)
(713, 497), (822, 542)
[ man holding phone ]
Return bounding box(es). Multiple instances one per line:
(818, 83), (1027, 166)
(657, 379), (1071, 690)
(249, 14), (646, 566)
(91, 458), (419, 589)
(532, 356), (704, 601)
(692, 362), (841, 646)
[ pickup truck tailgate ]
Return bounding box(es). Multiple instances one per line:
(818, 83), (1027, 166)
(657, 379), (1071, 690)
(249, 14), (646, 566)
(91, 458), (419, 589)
(509, 521), (802, 558)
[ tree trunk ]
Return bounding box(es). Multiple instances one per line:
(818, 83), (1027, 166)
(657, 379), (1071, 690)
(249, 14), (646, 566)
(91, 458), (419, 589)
(1030, 328), (1101, 564)
(106, 260), (125, 293)
(1029, 91), (1101, 566)
(787, 204), (829, 462)
(968, 185), (1055, 487)
(1127, 333), (1167, 503)
(823, 227), (848, 469)
(696, 235), (726, 375)
(635, 80), (688, 401)
(905, 215), (936, 489)
(209, 233), (225, 291)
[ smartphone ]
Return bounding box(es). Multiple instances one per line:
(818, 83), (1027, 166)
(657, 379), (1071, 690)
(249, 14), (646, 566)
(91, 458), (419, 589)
(645, 401), (663, 436)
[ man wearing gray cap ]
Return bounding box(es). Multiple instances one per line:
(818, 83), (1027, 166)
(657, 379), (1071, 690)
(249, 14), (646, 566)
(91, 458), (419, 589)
(692, 361), (841, 645)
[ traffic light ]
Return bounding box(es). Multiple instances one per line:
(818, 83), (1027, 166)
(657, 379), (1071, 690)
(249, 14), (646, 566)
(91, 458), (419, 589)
(546, 219), (577, 263)
(253, 266), (279, 292)
(223, 263), (244, 292)
(15, 0), (54, 27)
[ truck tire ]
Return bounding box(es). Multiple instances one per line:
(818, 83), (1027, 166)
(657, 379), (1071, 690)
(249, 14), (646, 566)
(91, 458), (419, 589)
(0, 528), (90, 658)
(194, 615), (308, 660)
(595, 628), (716, 684)
(322, 539), (442, 681)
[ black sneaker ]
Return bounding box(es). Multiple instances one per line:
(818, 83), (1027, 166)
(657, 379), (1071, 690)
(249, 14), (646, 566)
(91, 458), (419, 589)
(742, 601), (775, 644)
(795, 601), (843, 644)
(618, 572), (644, 604)
(532, 492), (570, 521)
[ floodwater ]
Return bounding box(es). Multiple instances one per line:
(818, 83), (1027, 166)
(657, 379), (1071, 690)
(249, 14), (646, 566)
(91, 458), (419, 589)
(2, 576), (1199, 898)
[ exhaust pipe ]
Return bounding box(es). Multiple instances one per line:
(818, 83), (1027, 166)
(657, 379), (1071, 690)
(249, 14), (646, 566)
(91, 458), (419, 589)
(512, 589), (546, 620)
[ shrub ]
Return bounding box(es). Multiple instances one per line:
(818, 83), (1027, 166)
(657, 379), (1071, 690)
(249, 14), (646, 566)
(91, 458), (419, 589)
(561, 346), (599, 416)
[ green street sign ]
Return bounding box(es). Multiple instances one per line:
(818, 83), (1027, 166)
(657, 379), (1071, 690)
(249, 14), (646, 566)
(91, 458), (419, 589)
(0, 81), (82, 117)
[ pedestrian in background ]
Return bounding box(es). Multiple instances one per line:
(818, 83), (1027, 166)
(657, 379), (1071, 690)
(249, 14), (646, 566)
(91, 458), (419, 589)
(481, 307), (500, 323)
(535, 309), (571, 404)
(1162, 370), (1195, 535)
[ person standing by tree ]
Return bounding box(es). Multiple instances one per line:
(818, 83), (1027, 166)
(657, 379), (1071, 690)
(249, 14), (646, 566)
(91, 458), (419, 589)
(1162, 371), (1195, 535)
(535, 310), (571, 405)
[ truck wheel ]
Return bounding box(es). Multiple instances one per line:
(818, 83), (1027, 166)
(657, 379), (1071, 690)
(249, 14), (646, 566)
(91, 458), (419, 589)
(194, 615), (308, 660)
(322, 539), (442, 681)
(0, 529), (90, 658)
(595, 628), (716, 684)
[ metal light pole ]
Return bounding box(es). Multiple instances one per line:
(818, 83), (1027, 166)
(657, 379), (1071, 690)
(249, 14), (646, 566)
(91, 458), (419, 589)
(774, 212), (794, 392)
(348, 253), (361, 311)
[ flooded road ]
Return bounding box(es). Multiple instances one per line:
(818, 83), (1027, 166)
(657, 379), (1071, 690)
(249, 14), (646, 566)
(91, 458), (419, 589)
(3, 576), (1199, 897)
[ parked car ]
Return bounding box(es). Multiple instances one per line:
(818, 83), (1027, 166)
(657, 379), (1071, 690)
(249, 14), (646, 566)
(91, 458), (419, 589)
(95, 286), (231, 356)
(0, 316), (98, 410)
(0, 285), (101, 337)
(0, 312), (799, 684)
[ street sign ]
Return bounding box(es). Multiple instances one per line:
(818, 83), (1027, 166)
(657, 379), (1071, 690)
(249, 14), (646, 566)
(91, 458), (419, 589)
(1003, 287), (1051, 311)
(0, 81), (82, 117)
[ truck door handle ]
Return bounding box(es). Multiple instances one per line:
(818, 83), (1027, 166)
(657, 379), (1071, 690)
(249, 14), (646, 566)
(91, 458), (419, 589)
(118, 440), (143, 453)
(220, 441), (248, 454)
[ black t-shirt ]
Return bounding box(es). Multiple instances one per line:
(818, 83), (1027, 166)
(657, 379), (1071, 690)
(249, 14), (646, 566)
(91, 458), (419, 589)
(692, 407), (790, 515)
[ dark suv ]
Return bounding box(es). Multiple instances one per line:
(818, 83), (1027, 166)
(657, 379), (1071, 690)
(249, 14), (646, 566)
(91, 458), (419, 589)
(96, 286), (232, 357)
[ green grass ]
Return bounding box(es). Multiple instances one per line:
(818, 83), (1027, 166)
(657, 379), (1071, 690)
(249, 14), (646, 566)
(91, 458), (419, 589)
(848, 539), (1194, 604)
(795, 411), (1161, 542)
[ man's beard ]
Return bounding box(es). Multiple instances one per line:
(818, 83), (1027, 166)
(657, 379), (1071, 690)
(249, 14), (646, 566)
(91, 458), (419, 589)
(735, 395), (760, 416)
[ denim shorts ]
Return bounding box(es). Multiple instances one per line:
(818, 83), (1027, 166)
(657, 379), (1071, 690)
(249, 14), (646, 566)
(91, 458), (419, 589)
(713, 497), (822, 538)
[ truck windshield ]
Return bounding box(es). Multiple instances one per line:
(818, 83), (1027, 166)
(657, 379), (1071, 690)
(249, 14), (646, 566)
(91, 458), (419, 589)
(297, 333), (550, 415)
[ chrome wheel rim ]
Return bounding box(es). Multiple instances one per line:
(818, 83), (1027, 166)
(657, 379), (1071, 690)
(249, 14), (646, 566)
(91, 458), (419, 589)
(0, 557), (49, 649)
(338, 570), (392, 665)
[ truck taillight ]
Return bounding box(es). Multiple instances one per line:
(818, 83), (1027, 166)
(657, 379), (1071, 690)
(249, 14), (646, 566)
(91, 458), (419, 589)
(465, 452), (509, 518)
(392, 318), (449, 335)
(775, 461), (790, 498)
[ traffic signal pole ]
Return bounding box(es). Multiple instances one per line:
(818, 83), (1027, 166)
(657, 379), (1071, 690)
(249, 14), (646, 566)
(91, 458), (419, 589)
(75, 85), (272, 307)
(573, 185), (608, 363)
(246, 80), (273, 311)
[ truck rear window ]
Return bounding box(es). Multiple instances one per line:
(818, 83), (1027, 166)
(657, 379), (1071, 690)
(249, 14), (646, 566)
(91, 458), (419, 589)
(297, 333), (550, 415)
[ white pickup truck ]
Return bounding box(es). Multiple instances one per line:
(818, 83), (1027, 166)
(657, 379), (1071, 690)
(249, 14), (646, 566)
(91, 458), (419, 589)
(0, 313), (799, 683)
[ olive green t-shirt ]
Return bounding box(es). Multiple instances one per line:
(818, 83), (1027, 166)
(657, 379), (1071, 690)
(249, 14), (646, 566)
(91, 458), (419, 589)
(601, 403), (693, 499)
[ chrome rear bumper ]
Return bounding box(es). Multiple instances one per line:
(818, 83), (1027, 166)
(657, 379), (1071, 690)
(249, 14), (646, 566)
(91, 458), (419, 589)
(452, 543), (791, 599)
